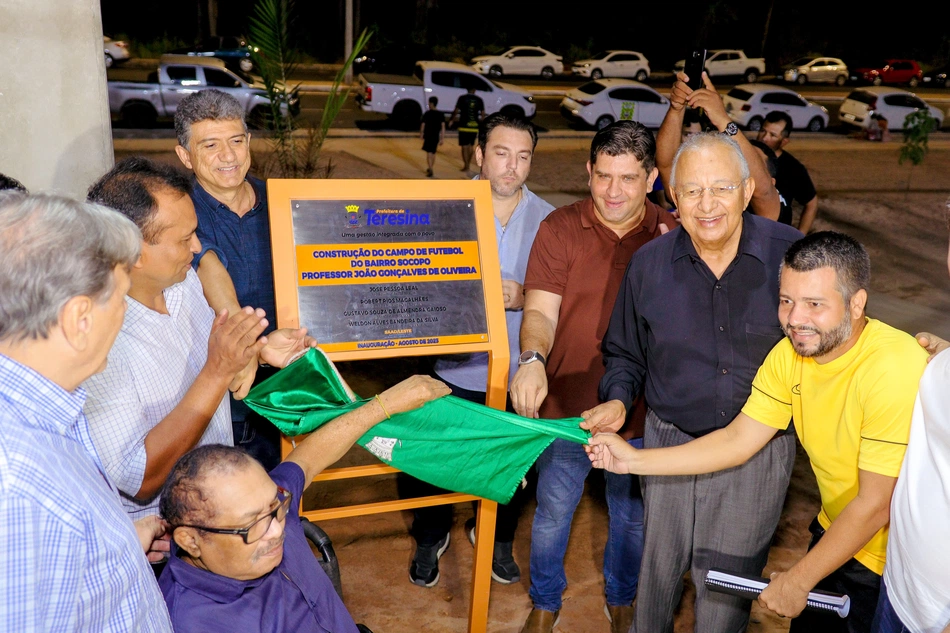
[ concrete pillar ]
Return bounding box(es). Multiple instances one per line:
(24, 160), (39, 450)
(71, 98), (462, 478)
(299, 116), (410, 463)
(0, 0), (113, 198)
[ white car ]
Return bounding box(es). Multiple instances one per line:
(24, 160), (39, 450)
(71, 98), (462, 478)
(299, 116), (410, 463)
(783, 57), (848, 86)
(572, 50), (650, 81)
(722, 84), (829, 131)
(471, 46), (563, 79)
(560, 79), (670, 130)
(838, 87), (944, 130)
(104, 36), (131, 68)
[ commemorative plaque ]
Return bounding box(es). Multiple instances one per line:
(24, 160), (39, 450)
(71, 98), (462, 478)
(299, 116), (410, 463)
(267, 180), (502, 356)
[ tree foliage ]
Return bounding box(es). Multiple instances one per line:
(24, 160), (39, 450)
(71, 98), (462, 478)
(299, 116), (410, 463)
(899, 109), (935, 167)
(248, 0), (371, 177)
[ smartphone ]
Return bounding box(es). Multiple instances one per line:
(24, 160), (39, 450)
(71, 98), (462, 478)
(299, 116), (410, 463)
(683, 49), (707, 90)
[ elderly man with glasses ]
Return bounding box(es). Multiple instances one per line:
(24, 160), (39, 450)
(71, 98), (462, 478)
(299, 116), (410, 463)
(581, 132), (803, 633)
(157, 374), (449, 633)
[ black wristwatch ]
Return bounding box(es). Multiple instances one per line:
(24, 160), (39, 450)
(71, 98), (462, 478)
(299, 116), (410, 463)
(723, 121), (739, 136)
(518, 350), (547, 366)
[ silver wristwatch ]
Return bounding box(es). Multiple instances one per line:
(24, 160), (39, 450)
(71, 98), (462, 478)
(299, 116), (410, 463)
(518, 350), (547, 366)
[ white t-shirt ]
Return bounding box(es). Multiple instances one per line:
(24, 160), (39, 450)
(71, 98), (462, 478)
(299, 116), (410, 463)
(884, 348), (950, 632)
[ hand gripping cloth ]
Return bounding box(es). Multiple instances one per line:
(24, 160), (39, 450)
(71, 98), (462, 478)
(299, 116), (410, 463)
(244, 349), (590, 503)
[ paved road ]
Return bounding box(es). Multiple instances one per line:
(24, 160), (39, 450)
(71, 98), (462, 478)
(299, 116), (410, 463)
(107, 65), (950, 135)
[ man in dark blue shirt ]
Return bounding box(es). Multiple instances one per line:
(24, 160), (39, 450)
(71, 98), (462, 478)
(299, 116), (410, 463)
(159, 374), (449, 633)
(174, 89), (280, 469)
(582, 132), (802, 633)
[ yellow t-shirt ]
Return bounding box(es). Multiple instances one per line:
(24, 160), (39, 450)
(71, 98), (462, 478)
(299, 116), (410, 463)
(741, 318), (926, 574)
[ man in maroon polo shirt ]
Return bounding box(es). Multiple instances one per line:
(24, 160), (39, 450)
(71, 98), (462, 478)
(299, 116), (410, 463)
(511, 121), (676, 633)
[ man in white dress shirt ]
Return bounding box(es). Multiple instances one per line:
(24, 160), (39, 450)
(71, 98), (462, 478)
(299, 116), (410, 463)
(83, 157), (313, 520)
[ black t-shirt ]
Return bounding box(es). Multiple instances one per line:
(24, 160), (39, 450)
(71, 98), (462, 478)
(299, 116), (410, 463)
(422, 110), (445, 140)
(454, 94), (485, 131)
(774, 151), (817, 207)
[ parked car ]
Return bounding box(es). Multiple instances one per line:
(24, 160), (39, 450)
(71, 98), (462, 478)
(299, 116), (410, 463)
(108, 55), (295, 127)
(922, 64), (950, 89)
(838, 87), (942, 130)
(353, 42), (432, 76)
(722, 84), (829, 131)
(571, 51), (650, 81)
(673, 49), (765, 83)
(171, 36), (258, 73)
(357, 61), (536, 127)
(849, 59), (922, 87)
(782, 57), (848, 86)
(471, 46), (563, 79)
(104, 36), (130, 68)
(559, 79), (670, 130)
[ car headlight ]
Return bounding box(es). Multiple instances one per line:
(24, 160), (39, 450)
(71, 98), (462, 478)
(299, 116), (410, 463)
(524, 95), (534, 103)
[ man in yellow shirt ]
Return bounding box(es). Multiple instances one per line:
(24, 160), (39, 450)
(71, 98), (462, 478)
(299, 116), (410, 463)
(583, 231), (926, 633)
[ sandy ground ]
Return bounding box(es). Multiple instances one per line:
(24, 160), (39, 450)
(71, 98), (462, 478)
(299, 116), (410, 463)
(115, 136), (950, 633)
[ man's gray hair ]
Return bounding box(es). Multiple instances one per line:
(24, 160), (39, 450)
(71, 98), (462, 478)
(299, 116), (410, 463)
(669, 132), (751, 189)
(0, 193), (141, 342)
(174, 89), (247, 148)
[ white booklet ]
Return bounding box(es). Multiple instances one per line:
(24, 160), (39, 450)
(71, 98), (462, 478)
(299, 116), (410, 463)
(704, 568), (851, 618)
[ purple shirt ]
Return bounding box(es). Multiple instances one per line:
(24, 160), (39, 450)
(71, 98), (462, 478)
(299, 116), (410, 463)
(159, 462), (359, 633)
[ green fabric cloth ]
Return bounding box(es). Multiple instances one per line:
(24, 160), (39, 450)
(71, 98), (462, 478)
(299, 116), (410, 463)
(244, 349), (590, 503)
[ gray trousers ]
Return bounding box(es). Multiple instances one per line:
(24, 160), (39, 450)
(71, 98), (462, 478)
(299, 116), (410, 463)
(633, 410), (795, 633)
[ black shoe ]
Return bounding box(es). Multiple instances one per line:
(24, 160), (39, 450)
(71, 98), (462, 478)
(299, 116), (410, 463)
(464, 517), (521, 584)
(426, 168), (433, 177)
(409, 532), (450, 587)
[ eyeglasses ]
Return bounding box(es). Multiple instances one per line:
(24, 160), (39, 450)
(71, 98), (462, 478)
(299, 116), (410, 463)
(175, 487), (293, 544)
(676, 184), (742, 200)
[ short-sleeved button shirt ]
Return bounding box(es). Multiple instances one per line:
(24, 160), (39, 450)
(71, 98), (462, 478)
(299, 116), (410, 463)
(191, 176), (276, 335)
(524, 198), (676, 438)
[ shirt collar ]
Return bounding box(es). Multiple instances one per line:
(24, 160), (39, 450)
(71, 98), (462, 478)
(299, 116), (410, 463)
(671, 212), (767, 264)
(191, 176), (266, 218)
(473, 176), (533, 229)
(164, 546), (271, 603)
(0, 353), (87, 435)
(122, 272), (190, 327)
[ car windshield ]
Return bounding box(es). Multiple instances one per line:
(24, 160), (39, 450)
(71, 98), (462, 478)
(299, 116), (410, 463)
(847, 91), (878, 105)
(790, 57), (814, 67)
(588, 51), (611, 60)
(577, 81), (606, 95)
(233, 68), (254, 83)
(726, 88), (754, 101)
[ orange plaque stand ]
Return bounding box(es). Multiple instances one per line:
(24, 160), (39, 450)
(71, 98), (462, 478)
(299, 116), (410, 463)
(267, 179), (507, 633)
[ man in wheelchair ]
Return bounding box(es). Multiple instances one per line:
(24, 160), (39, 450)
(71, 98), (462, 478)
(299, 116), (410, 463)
(157, 374), (449, 633)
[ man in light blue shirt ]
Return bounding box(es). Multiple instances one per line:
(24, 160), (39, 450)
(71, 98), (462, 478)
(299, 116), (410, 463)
(0, 192), (173, 632)
(406, 113), (554, 588)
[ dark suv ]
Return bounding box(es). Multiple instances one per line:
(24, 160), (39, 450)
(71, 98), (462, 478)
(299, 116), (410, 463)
(850, 59), (923, 87)
(171, 36), (256, 74)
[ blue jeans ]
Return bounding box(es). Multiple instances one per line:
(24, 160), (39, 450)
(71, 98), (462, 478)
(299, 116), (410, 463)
(871, 581), (911, 633)
(529, 437), (644, 611)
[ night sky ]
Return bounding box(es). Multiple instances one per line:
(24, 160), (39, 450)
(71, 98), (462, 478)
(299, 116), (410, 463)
(100, 0), (950, 68)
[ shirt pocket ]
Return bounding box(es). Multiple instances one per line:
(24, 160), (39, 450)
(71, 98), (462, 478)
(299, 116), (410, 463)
(745, 323), (784, 368)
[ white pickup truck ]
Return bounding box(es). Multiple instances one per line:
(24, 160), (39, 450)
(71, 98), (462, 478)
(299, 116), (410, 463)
(356, 61), (537, 127)
(673, 50), (766, 84)
(108, 54), (296, 127)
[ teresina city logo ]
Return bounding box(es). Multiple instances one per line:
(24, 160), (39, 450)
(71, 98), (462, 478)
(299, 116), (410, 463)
(345, 204), (361, 227)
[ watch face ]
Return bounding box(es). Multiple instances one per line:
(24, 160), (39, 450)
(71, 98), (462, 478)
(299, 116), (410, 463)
(725, 122), (739, 136)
